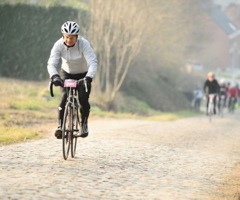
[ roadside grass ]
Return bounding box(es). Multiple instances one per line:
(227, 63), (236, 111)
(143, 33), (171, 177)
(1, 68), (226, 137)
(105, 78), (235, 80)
(0, 78), (57, 145)
(92, 106), (199, 121)
(0, 78), (198, 145)
(0, 127), (41, 145)
(147, 110), (199, 121)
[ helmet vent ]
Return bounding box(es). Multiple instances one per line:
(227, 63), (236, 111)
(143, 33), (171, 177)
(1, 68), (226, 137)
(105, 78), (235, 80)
(61, 21), (80, 35)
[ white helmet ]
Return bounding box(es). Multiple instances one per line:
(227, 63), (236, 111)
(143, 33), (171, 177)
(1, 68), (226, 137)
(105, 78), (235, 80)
(219, 79), (225, 84)
(61, 21), (80, 35)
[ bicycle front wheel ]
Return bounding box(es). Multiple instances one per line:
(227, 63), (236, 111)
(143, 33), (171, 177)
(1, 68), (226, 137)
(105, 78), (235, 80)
(62, 103), (73, 160)
(220, 100), (224, 117)
(71, 109), (80, 158)
(208, 102), (213, 122)
(231, 100), (235, 113)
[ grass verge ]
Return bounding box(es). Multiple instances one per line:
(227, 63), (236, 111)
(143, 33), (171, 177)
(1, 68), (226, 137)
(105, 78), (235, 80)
(0, 127), (42, 145)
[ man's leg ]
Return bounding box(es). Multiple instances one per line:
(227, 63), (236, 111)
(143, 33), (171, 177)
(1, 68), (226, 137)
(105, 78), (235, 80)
(228, 96), (231, 110)
(80, 108), (90, 137)
(218, 95), (221, 111)
(78, 82), (91, 138)
(55, 88), (67, 139)
(213, 96), (217, 114)
(206, 97), (209, 115)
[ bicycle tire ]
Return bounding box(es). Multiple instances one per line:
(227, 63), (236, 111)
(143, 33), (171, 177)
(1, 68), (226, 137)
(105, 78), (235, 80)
(208, 102), (213, 122)
(220, 100), (224, 118)
(231, 100), (235, 113)
(62, 102), (73, 160)
(71, 108), (79, 158)
(219, 107), (223, 118)
(229, 98), (234, 113)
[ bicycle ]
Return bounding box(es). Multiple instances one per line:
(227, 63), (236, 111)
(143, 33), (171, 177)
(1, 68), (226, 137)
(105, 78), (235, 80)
(207, 94), (216, 122)
(49, 78), (88, 160)
(218, 95), (225, 118)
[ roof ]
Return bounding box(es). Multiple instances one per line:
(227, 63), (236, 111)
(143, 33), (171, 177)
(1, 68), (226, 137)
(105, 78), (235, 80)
(203, 2), (240, 38)
(210, 5), (237, 35)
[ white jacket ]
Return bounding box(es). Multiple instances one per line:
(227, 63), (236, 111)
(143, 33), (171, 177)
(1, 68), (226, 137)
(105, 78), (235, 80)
(47, 36), (97, 78)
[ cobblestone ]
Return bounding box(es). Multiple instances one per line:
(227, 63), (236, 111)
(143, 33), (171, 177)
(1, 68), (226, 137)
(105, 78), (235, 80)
(1, 112), (240, 199)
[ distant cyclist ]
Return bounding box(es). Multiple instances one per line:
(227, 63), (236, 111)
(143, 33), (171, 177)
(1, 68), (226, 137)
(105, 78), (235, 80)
(203, 72), (220, 115)
(192, 86), (202, 111)
(228, 83), (238, 111)
(47, 21), (98, 139)
(218, 80), (228, 109)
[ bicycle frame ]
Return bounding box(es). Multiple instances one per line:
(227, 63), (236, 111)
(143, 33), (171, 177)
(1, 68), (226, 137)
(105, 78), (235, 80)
(208, 94), (216, 122)
(64, 79), (79, 112)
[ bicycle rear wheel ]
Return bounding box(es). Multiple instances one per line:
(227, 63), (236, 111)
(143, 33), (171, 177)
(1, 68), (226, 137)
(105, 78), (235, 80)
(62, 103), (73, 160)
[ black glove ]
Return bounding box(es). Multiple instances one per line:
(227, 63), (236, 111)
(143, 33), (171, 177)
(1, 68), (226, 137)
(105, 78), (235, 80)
(51, 74), (63, 86)
(85, 76), (92, 83)
(84, 76), (92, 87)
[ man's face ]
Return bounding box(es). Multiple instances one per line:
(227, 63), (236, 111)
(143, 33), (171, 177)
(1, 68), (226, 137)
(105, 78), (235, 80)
(208, 75), (214, 82)
(63, 34), (77, 46)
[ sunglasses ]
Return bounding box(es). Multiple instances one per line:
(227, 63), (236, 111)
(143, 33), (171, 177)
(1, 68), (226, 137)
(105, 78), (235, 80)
(63, 35), (77, 40)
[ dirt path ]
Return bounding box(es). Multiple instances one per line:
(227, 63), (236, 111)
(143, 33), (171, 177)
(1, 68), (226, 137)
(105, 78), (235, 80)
(1, 111), (240, 199)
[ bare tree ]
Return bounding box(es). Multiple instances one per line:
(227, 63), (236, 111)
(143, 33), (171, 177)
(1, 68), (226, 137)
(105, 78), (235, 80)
(87, 0), (147, 109)
(144, 0), (206, 67)
(0, 0), (88, 9)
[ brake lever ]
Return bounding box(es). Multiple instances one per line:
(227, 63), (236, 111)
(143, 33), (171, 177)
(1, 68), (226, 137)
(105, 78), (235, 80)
(84, 79), (88, 93)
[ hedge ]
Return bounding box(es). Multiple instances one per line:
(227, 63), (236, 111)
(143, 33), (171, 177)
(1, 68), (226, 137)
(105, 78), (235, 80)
(0, 4), (86, 80)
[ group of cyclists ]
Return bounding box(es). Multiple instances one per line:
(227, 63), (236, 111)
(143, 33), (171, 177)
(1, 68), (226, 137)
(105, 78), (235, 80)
(192, 71), (239, 115)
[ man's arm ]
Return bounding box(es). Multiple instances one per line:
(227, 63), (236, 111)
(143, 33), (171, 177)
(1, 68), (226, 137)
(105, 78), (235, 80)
(47, 40), (61, 78)
(81, 38), (98, 79)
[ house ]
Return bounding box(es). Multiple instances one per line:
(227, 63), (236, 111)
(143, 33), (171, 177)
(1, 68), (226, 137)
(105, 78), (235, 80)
(192, 2), (240, 75)
(224, 3), (240, 28)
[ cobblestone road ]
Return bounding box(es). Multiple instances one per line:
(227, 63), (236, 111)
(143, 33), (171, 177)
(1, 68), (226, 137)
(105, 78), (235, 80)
(1, 111), (240, 200)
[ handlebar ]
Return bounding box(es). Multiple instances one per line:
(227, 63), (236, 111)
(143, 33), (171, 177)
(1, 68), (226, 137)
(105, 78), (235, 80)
(49, 78), (88, 97)
(49, 81), (55, 97)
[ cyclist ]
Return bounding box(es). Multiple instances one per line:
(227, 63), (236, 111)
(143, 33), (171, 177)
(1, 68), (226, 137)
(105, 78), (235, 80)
(228, 82), (238, 111)
(47, 21), (98, 139)
(192, 86), (202, 111)
(203, 72), (220, 115)
(218, 80), (228, 110)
